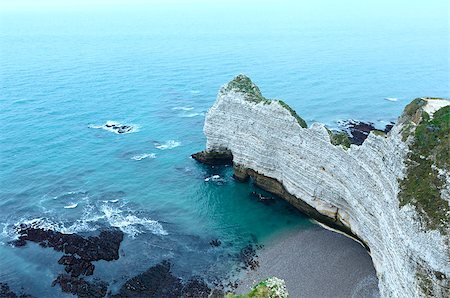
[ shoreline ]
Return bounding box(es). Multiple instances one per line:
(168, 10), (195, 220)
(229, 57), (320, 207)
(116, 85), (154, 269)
(235, 224), (379, 298)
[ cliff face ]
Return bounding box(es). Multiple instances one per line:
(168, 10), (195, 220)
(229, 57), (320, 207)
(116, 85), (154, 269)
(196, 75), (450, 297)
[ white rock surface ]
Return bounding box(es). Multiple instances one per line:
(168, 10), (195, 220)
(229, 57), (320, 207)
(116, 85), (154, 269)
(202, 77), (449, 297)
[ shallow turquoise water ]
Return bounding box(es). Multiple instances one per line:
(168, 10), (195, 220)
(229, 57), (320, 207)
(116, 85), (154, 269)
(0, 1), (449, 296)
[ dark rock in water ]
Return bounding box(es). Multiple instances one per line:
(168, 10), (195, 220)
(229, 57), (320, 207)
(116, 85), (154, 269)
(58, 255), (95, 277)
(250, 192), (276, 205)
(191, 150), (233, 166)
(110, 261), (213, 298)
(11, 225), (124, 297)
(0, 283), (33, 298)
(237, 244), (259, 271)
(116, 125), (132, 134)
(110, 261), (183, 298)
(52, 275), (107, 298)
(208, 288), (225, 298)
(384, 121), (395, 133)
(339, 120), (376, 145)
(209, 239), (222, 247)
(181, 279), (211, 298)
(90, 122), (134, 134)
(337, 120), (395, 145)
(12, 226), (123, 262)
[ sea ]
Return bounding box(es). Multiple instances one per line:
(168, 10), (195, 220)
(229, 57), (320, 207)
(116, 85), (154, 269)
(0, 1), (449, 296)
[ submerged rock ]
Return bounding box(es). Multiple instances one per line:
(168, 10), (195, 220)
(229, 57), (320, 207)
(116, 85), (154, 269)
(52, 275), (107, 298)
(250, 192), (276, 205)
(0, 283), (33, 298)
(193, 75), (450, 297)
(110, 261), (212, 298)
(209, 239), (222, 247)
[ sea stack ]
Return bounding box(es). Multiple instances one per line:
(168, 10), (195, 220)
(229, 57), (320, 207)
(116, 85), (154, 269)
(193, 75), (450, 297)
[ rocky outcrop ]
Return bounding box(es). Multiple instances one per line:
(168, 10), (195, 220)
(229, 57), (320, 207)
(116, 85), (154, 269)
(11, 225), (124, 297)
(194, 75), (450, 297)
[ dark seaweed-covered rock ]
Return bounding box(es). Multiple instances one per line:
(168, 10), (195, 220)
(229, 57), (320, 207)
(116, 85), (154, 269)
(110, 261), (183, 298)
(110, 261), (213, 298)
(58, 255), (95, 277)
(209, 239), (222, 247)
(337, 120), (395, 145)
(0, 283), (33, 298)
(52, 275), (107, 298)
(181, 279), (211, 298)
(237, 244), (259, 271)
(116, 125), (133, 134)
(11, 226), (123, 262)
(191, 150), (233, 166)
(338, 120), (377, 145)
(10, 225), (124, 298)
(384, 121), (395, 133)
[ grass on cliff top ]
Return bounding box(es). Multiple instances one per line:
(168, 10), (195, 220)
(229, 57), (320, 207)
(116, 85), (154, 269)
(225, 75), (308, 128)
(399, 105), (450, 234)
(225, 74), (270, 104)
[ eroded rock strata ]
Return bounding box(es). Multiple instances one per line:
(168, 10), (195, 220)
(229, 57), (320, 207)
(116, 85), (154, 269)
(193, 75), (450, 297)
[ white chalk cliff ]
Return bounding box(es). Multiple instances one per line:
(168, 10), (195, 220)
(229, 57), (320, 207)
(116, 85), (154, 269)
(197, 75), (449, 297)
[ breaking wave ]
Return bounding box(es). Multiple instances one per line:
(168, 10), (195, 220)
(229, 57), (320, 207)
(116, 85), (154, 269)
(180, 113), (202, 118)
(2, 201), (167, 240)
(131, 153), (156, 161)
(172, 106), (194, 111)
(154, 140), (181, 150)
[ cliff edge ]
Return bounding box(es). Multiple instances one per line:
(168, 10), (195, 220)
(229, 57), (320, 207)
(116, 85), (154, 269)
(193, 75), (449, 297)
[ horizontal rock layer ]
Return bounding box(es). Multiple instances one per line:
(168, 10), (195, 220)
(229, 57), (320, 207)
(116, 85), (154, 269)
(197, 75), (450, 297)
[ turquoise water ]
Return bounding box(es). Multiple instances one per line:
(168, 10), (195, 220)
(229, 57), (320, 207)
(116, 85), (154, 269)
(0, 1), (449, 296)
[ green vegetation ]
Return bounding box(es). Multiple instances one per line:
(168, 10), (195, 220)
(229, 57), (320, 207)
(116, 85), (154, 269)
(403, 98), (426, 119)
(226, 277), (289, 298)
(399, 105), (450, 233)
(226, 75), (307, 128)
(417, 272), (433, 296)
(372, 129), (386, 137)
(277, 100), (307, 128)
(225, 74), (270, 104)
(326, 128), (351, 149)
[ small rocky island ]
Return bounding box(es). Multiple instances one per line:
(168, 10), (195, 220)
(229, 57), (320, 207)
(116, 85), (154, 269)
(193, 75), (450, 297)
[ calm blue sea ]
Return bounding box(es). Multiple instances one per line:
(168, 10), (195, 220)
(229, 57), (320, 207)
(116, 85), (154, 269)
(0, 1), (449, 296)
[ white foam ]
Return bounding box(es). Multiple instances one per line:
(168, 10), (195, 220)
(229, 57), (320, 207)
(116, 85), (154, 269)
(155, 140), (181, 150)
(99, 205), (168, 237)
(14, 218), (96, 235)
(64, 203), (78, 209)
(172, 106), (194, 111)
(190, 90), (201, 94)
(204, 175), (224, 182)
(180, 113), (201, 118)
(131, 153), (156, 161)
(102, 199), (119, 203)
(4, 202), (167, 239)
(384, 97), (398, 102)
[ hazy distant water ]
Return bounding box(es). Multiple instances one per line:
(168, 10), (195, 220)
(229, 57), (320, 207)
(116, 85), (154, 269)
(0, 1), (449, 296)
